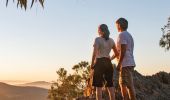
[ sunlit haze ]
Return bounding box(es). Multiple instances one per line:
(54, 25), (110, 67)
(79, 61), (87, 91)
(0, 0), (170, 82)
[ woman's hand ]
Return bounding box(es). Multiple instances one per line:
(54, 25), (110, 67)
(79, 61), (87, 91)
(116, 63), (121, 71)
(111, 44), (119, 60)
(90, 64), (95, 70)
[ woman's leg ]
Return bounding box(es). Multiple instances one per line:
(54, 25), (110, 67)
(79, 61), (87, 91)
(107, 87), (115, 100)
(103, 59), (115, 100)
(96, 87), (102, 100)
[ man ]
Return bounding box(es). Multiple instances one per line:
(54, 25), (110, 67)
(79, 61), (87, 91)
(115, 18), (136, 100)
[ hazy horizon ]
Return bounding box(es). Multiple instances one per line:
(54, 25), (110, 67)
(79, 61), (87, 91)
(0, 0), (170, 82)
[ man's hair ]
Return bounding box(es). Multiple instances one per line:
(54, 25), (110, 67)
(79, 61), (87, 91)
(116, 18), (128, 31)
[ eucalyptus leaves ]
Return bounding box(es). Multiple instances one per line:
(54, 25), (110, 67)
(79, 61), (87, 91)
(160, 17), (170, 51)
(6, 0), (44, 10)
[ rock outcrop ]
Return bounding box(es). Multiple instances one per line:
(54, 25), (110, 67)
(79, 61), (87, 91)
(82, 70), (170, 100)
(133, 71), (170, 100)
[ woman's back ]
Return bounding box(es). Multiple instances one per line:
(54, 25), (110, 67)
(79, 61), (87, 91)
(94, 37), (115, 58)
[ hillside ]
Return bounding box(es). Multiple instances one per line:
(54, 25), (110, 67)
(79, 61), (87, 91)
(82, 70), (170, 100)
(132, 71), (170, 100)
(0, 82), (48, 100)
(18, 81), (51, 89)
(113, 70), (170, 100)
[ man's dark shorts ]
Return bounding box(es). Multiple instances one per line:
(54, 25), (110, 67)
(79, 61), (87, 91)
(92, 57), (113, 87)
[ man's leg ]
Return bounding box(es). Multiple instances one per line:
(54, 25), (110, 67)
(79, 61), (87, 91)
(119, 68), (129, 100)
(127, 85), (136, 100)
(126, 68), (136, 100)
(107, 87), (115, 100)
(120, 84), (128, 100)
(96, 87), (102, 100)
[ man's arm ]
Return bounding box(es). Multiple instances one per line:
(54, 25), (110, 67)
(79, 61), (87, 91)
(117, 44), (127, 71)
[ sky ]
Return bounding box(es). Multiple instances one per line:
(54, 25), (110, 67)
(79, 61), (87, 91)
(0, 0), (170, 82)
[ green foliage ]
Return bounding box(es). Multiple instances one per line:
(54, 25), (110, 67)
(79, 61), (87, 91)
(56, 68), (67, 81)
(6, 0), (44, 10)
(48, 61), (90, 100)
(160, 17), (170, 51)
(72, 61), (91, 88)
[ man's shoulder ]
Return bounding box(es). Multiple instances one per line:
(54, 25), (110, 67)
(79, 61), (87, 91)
(119, 31), (132, 38)
(118, 31), (126, 39)
(120, 31), (129, 35)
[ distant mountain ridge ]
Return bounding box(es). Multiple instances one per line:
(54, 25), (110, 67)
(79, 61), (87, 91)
(0, 82), (48, 100)
(18, 81), (51, 89)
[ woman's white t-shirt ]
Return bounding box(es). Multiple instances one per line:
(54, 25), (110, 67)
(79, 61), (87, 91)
(93, 37), (115, 58)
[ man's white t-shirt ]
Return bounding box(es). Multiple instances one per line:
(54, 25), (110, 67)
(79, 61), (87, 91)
(94, 37), (115, 58)
(117, 31), (136, 67)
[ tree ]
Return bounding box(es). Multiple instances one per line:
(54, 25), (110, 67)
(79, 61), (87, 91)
(6, 0), (44, 10)
(48, 61), (90, 100)
(72, 61), (91, 89)
(160, 17), (170, 51)
(48, 68), (68, 99)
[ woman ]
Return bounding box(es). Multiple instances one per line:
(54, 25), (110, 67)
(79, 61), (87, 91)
(91, 24), (118, 100)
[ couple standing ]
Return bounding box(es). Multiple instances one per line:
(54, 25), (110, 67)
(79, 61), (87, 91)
(91, 18), (136, 100)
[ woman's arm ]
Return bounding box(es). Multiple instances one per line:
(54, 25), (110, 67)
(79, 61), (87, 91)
(110, 44), (119, 60)
(91, 46), (97, 69)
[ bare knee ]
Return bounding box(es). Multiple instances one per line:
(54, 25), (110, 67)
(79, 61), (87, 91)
(107, 87), (115, 100)
(96, 87), (102, 100)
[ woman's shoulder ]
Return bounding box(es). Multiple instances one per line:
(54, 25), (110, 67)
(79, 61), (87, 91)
(109, 38), (115, 45)
(109, 37), (114, 42)
(95, 37), (102, 41)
